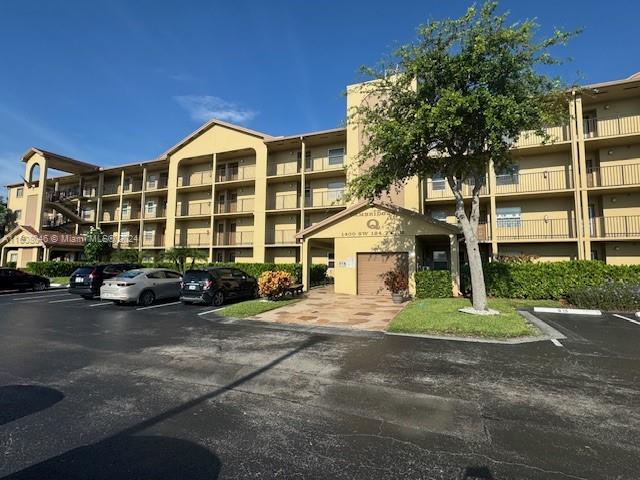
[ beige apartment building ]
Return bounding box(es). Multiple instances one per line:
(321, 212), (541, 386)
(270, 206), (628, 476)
(2, 72), (640, 295)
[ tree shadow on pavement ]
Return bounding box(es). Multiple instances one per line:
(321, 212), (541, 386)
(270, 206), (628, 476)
(0, 385), (64, 426)
(3, 334), (326, 479)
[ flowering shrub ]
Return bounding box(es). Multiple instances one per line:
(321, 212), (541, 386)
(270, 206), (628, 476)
(382, 270), (409, 294)
(258, 270), (294, 299)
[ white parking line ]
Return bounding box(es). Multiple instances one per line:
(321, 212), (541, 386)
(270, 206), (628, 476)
(90, 302), (114, 307)
(613, 313), (640, 326)
(49, 298), (84, 303)
(550, 338), (564, 347)
(0, 289), (65, 297)
(13, 293), (70, 301)
(197, 307), (224, 316)
(136, 301), (181, 311)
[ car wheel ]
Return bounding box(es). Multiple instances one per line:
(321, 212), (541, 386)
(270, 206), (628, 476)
(32, 282), (46, 292)
(253, 287), (260, 299)
(138, 290), (155, 307)
(212, 291), (225, 307)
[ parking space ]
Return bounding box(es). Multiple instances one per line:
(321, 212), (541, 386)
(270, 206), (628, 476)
(531, 310), (640, 359)
(1, 295), (639, 478)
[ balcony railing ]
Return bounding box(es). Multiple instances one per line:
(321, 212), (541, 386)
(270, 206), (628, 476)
(174, 232), (210, 247)
(178, 170), (212, 187)
(268, 193), (299, 210)
(215, 231), (253, 246)
(176, 201), (211, 217)
(583, 113), (640, 139)
(267, 162), (300, 176)
(425, 178), (488, 199)
(120, 211), (141, 221)
(46, 189), (80, 202)
(144, 207), (167, 219)
(306, 190), (346, 208)
(142, 234), (165, 247)
(214, 197), (255, 214)
(305, 157), (345, 173)
(589, 215), (640, 238)
(587, 162), (640, 188)
(495, 168), (573, 194)
(145, 178), (168, 191)
(513, 125), (571, 148)
(103, 184), (120, 195)
(123, 182), (143, 193)
(267, 229), (297, 244)
(496, 218), (577, 240)
(216, 166), (255, 182)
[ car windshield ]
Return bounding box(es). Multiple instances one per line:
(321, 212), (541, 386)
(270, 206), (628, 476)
(72, 267), (94, 275)
(116, 270), (145, 279)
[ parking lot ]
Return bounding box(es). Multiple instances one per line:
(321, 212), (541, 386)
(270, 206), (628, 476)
(0, 288), (639, 479)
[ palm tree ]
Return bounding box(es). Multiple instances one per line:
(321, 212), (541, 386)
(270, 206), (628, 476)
(163, 247), (208, 273)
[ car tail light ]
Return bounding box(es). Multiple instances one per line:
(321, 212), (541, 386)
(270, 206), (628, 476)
(180, 281), (184, 289)
(88, 268), (97, 281)
(203, 279), (214, 290)
(117, 282), (135, 287)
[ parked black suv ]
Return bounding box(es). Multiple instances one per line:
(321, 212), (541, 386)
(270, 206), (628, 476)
(68, 264), (141, 299)
(180, 267), (258, 306)
(0, 268), (50, 292)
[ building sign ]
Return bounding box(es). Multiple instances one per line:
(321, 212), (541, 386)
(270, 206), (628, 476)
(340, 210), (405, 238)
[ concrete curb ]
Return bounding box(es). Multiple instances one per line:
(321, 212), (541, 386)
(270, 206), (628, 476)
(533, 306), (601, 316)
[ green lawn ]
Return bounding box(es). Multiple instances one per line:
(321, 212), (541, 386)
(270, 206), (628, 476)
(219, 298), (300, 318)
(388, 297), (561, 339)
(48, 276), (70, 286)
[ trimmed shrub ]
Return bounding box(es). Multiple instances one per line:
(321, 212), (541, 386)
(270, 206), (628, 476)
(6, 261), (16, 268)
(310, 264), (329, 286)
(26, 261), (89, 277)
(481, 260), (640, 300)
(258, 271), (294, 299)
(415, 270), (452, 298)
(566, 282), (640, 311)
(207, 262), (302, 282)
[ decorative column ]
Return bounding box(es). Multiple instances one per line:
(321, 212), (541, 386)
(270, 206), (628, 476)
(301, 238), (311, 292)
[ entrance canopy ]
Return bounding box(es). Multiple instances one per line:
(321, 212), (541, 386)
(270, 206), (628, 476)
(297, 200), (461, 296)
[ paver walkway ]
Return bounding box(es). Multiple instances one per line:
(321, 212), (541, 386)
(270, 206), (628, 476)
(250, 285), (406, 331)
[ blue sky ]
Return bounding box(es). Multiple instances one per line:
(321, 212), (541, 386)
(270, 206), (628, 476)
(0, 0), (638, 190)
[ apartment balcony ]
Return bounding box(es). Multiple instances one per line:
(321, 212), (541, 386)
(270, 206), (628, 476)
(81, 187), (98, 197)
(174, 232), (210, 247)
(496, 218), (577, 241)
(425, 178), (488, 200)
(590, 215), (640, 239)
(122, 181), (143, 194)
(215, 166), (255, 183)
(103, 184), (120, 195)
(145, 178), (168, 191)
(267, 229), (298, 245)
(176, 201), (211, 217)
(178, 170), (212, 188)
(587, 162), (640, 189)
(46, 189), (81, 202)
(214, 197), (255, 214)
(143, 207), (167, 219)
(214, 231), (253, 246)
(142, 234), (165, 248)
(305, 156), (345, 174)
(267, 162), (300, 177)
(306, 190), (346, 208)
(513, 125), (571, 149)
(267, 194), (300, 210)
(120, 211), (141, 221)
(495, 168), (573, 195)
(584, 113), (640, 140)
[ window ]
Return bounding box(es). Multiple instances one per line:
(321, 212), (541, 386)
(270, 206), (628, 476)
(121, 203), (130, 215)
(215, 251), (224, 263)
(81, 209), (92, 220)
(147, 270), (166, 279)
(16, 187), (23, 198)
(304, 216), (311, 229)
(144, 230), (155, 241)
(145, 201), (156, 214)
(431, 211), (447, 222)
(327, 252), (335, 268)
(432, 172), (446, 191)
(497, 207), (522, 228)
(147, 174), (157, 189)
(327, 181), (345, 203)
(432, 251), (448, 270)
(328, 148), (344, 166)
(164, 271), (182, 279)
(8, 252), (18, 263)
(228, 251), (236, 263)
(14, 210), (22, 220)
(496, 165), (520, 185)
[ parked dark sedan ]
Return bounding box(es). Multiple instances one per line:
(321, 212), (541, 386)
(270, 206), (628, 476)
(180, 267), (258, 306)
(68, 263), (141, 299)
(0, 268), (50, 292)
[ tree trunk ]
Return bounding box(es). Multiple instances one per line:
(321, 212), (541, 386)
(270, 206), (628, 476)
(449, 176), (488, 312)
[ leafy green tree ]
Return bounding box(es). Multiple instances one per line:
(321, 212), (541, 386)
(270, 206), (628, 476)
(348, 2), (576, 312)
(83, 227), (113, 262)
(0, 196), (18, 237)
(110, 248), (142, 264)
(162, 247), (207, 273)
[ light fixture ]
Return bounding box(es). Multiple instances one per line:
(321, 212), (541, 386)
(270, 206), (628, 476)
(608, 150), (614, 155)
(612, 197), (617, 203)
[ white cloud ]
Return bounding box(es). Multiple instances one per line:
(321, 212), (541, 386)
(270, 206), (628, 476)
(174, 95), (258, 124)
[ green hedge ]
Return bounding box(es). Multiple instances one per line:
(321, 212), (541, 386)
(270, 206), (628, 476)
(566, 282), (640, 311)
(26, 261), (89, 277)
(27, 260), (328, 285)
(483, 260), (640, 300)
(415, 270), (452, 298)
